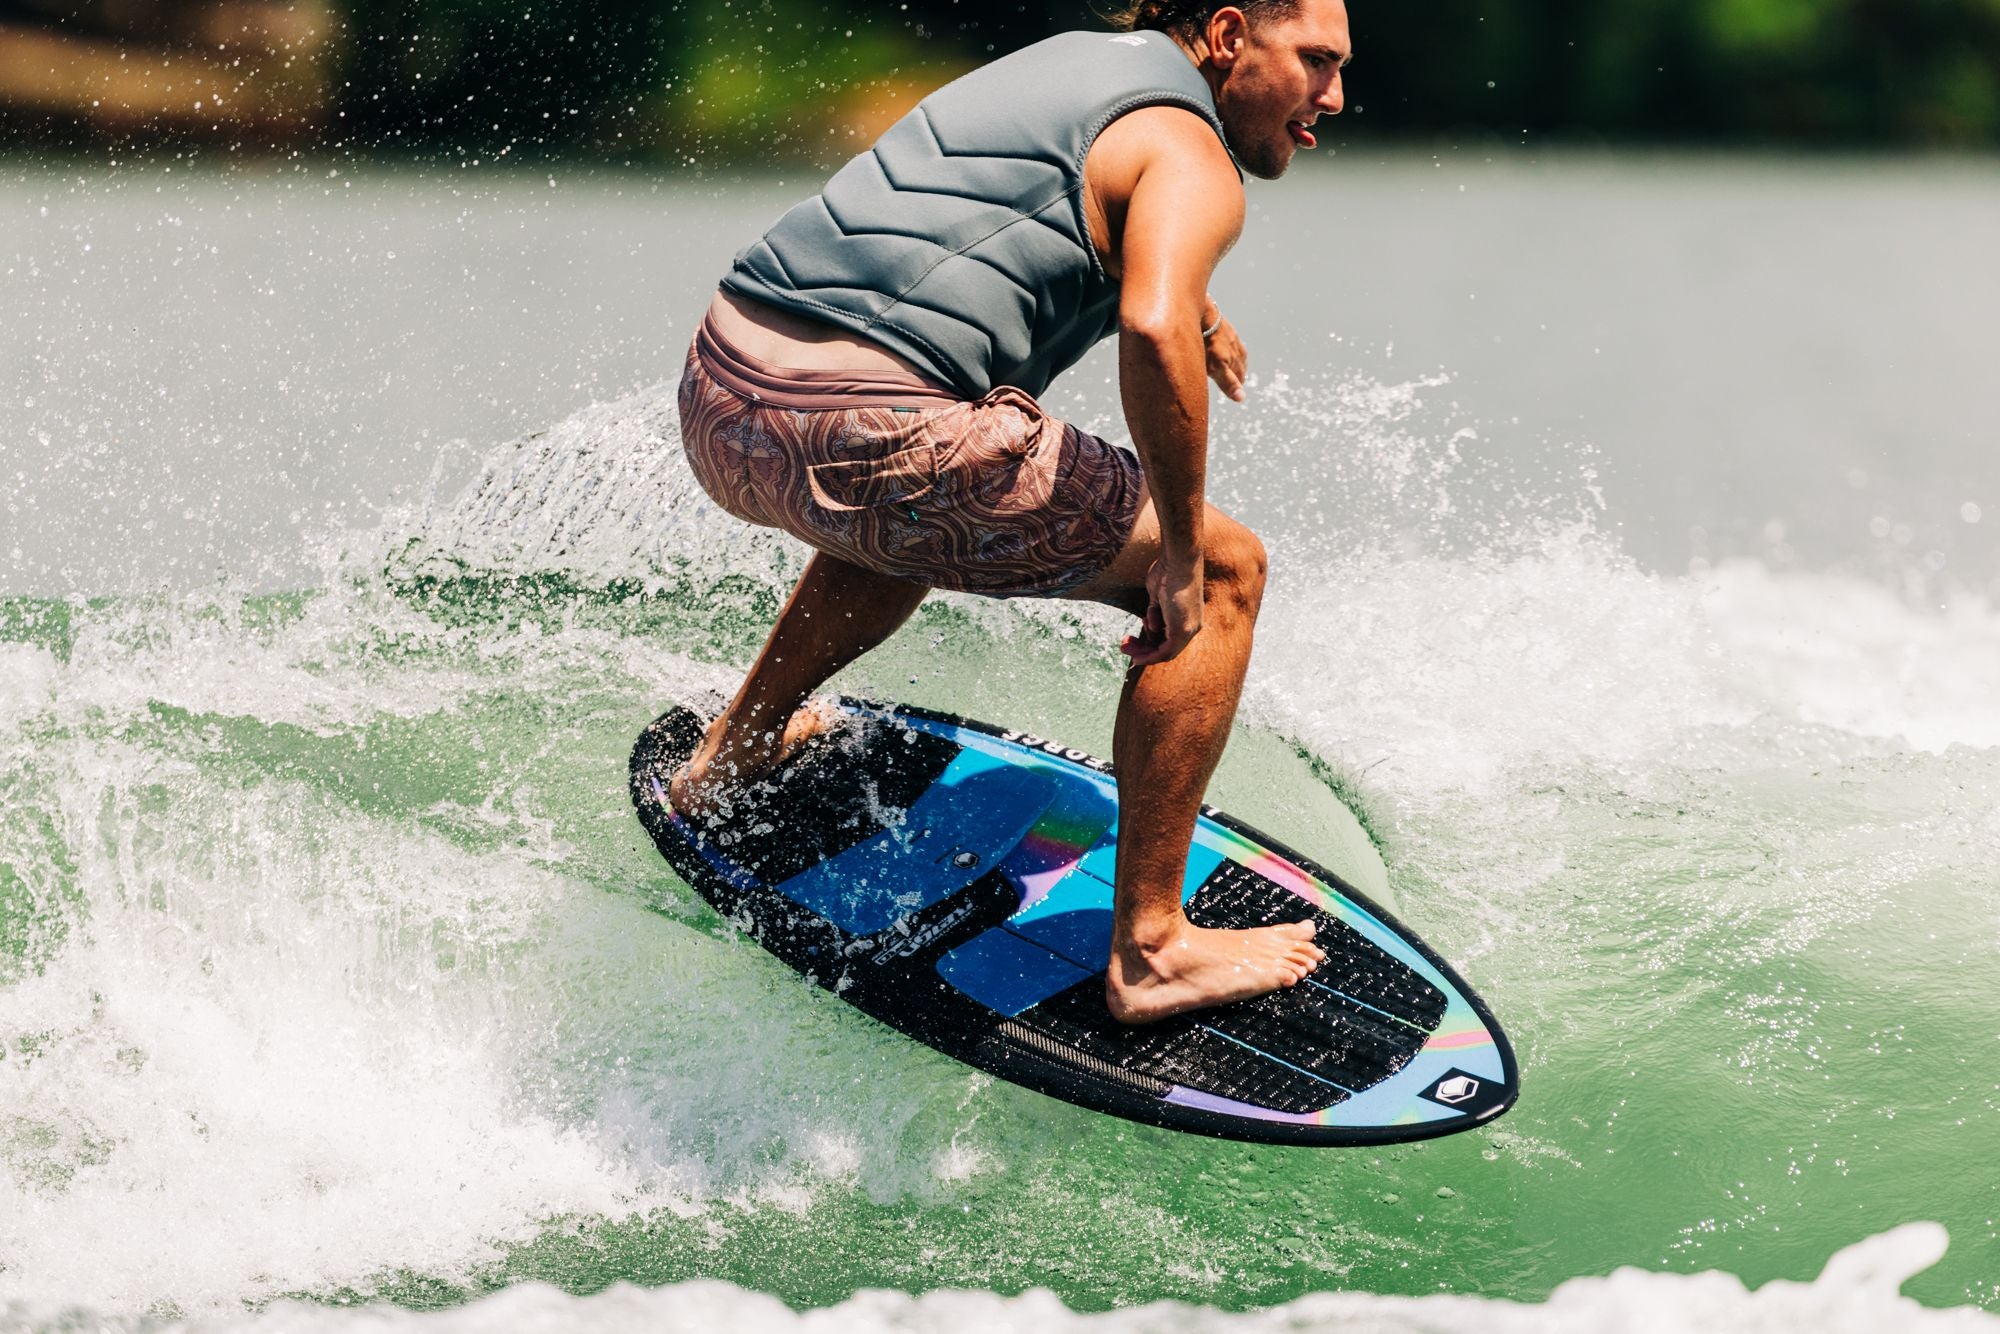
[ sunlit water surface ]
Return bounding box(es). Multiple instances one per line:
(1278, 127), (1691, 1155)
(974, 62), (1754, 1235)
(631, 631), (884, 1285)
(2, 157), (1998, 1331)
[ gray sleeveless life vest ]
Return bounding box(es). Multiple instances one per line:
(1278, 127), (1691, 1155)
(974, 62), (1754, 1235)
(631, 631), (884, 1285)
(719, 30), (1233, 401)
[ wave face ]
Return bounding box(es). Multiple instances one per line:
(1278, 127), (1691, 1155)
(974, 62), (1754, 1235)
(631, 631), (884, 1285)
(3, 372), (1998, 1328)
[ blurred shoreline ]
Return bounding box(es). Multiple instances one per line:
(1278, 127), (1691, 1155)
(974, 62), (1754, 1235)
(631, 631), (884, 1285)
(6, 140), (1999, 180)
(4, 0), (1997, 163)
(0, 4), (333, 143)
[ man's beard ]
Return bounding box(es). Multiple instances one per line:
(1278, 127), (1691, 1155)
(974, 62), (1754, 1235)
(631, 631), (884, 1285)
(1219, 89), (1295, 180)
(1235, 132), (1292, 180)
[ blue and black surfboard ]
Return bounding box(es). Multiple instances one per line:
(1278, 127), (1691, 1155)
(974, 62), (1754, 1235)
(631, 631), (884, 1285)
(630, 699), (1516, 1146)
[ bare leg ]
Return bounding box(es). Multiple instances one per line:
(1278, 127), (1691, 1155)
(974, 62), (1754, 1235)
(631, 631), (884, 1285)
(1066, 496), (1324, 1023)
(671, 551), (930, 817)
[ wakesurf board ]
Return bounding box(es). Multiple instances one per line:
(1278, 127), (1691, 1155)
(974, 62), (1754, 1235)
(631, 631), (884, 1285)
(629, 698), (1516, 1146)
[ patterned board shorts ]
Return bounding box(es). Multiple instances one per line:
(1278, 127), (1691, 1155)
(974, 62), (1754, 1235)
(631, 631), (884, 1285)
(677, 317), (1144, 599)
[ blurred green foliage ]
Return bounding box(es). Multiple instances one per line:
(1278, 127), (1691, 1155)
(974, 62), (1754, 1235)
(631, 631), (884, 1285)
(1355, 0), (2000, 144)
(326, 0), (991, 162)
(214, 0), (2000, 153)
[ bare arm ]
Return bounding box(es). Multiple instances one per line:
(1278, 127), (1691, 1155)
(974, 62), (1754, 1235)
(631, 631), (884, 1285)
(1099, 110), (1245, 662)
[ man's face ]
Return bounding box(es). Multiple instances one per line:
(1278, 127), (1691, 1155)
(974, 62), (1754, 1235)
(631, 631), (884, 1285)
(1210, 1), (1351, 181)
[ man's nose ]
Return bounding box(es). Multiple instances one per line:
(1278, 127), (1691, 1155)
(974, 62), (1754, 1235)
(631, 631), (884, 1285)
(1316, 78), (1345, 116)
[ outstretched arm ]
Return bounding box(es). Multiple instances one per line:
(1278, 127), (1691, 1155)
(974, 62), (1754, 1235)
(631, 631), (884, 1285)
(1108, 112), (1245, 664)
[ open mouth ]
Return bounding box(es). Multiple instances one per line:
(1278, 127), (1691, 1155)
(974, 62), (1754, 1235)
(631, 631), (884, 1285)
(1287, 120), (1317, 148)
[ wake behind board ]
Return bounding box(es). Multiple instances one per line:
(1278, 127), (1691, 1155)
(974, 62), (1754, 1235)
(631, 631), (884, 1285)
(629, 699), (1516, 1146)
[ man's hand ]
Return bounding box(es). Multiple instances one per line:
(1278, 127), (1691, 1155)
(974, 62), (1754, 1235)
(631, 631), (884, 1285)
(1121, 549), (1205, 667)
(1203, 306), (1248, 403)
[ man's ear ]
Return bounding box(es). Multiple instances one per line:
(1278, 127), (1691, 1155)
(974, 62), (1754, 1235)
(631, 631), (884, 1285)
(1206, 7), (1251, 67)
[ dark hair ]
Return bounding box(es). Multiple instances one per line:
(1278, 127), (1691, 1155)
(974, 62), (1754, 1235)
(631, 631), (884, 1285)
(1100, 0), (1303, 42)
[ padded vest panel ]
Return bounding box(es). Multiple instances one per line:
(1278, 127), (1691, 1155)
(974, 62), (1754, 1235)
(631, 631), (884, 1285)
(720, 30), (1232, 400)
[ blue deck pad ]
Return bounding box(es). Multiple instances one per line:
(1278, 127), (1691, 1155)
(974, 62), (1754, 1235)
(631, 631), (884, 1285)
(1012, 837), (1228, 973)
(771, 749), (1057, 936)
(1072, 838), (1226, 907)
(936, 927), (1092, 1017)
(1006, 863), (1115, 965)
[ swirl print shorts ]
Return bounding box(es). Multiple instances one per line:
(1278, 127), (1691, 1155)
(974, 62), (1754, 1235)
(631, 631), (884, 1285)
(677, 316), (1144, 599)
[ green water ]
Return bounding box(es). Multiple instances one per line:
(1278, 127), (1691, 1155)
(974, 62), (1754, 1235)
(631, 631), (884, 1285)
(4, 504), (1996, 1318)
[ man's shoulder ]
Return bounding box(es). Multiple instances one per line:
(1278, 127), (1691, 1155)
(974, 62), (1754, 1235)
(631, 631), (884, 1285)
(1091, 104), (1242, 190)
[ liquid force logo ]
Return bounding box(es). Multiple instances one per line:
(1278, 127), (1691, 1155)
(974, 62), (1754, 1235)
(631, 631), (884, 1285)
(998, 729), (1112, 772)
(1434, 1076), (1480, 1105)
(1419, 1068), (1493, 1110)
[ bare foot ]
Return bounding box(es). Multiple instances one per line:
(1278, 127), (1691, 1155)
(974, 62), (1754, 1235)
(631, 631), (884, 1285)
(1105, 918), (1324, 1024)
(669, 698), (842, 819)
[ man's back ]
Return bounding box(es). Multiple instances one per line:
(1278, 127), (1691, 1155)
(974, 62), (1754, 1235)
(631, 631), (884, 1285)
(720, 29), (1231, 401)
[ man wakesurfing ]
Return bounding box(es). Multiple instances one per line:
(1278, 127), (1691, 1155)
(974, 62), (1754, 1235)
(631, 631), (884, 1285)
(672, 0), (1352, 1023)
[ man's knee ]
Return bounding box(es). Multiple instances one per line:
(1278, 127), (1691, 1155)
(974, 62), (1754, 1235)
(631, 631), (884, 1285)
(1206, 519), (1268, 618)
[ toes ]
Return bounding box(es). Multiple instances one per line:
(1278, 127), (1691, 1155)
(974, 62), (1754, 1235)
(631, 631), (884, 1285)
(1270, 953), (1311, 982)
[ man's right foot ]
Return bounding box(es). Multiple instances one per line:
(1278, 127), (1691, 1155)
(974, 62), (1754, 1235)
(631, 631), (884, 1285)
(669, 698), (842, 819)
(1105, 918), (1324, 1024)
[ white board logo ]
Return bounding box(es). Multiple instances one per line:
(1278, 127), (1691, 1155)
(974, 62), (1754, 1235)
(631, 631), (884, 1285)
(999, 729), (1112, 772)
(1434, 1075), (1480, 1105)
(1109, 34), (1148, 46)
